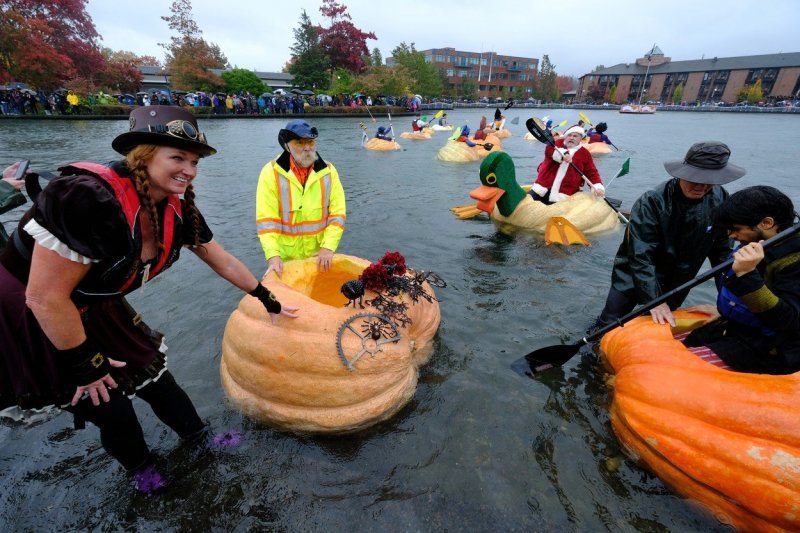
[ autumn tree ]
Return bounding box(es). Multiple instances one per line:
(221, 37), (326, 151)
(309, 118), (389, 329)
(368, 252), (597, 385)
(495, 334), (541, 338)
(672, 82), (684, 104)
(608, 85), (618, 103)
(555, 75), (575, 93)
(160, 0), (227, 91)
(221, 68), (268, 95)
(316, 0), (376, 76)
(584, 83), (605, 103)
(390, 42), (442, 98)
(0, 0), (105, 89)
(96, 49), (143, 93)
(288, 10), (330, 91)
(353, 64), (412, 97)
(533, 54), (559, 102)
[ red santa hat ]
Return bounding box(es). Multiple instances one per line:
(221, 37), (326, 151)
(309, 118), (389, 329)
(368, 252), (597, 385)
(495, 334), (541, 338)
(563, 125), (585, 137)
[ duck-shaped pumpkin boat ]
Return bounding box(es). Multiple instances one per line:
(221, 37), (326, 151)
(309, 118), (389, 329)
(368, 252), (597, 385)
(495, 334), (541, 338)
(600, 310), (800, 532)
(437, 128), (502, 163)
(429, 124), (454, 132)
(468, 151), (619, 236)
(220, 252), (442, 434)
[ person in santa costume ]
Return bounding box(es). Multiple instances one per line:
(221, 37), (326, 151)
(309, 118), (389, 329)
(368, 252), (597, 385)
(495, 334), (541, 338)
(529, 125), (605, 204)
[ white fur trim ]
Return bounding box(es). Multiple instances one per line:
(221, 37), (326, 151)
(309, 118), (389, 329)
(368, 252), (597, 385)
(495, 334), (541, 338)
(551, 192), (570, 203)
(23, 219), (96, 264)
(531, 183), (548, 197)
(564, 126), (585, 137)
(592, 183), (605, 192)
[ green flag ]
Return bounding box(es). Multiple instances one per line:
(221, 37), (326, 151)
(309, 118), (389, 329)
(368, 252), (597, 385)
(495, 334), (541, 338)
(615, 158), (630, 179)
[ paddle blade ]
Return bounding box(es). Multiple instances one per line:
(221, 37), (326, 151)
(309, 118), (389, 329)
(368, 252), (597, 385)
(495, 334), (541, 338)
(510, 116), (520, 125)
(504, 99), (514, 110)
(616, 158), (630, 178)
(525, 117), (552, 144)
(558, 119), (568, 128)
(544, 216), (590, 246)
(578, 112), (592, 126)
(511, 343), (584, 376)
(449, 127), (462, 141)
(483, 142), (494, 151)
(434, 110), (444, 119)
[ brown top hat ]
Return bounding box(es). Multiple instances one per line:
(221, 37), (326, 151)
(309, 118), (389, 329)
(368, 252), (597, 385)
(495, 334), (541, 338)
(112, 106), (216, 156)
(663, 141), (745, 185)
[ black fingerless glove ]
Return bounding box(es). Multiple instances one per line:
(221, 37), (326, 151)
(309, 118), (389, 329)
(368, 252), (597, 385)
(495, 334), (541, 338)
(61, 339), (112, 385)
(249, 283), (282, 314)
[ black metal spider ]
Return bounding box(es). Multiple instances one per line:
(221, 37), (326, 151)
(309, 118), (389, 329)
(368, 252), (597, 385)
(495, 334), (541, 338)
(360, 316), (394, 340)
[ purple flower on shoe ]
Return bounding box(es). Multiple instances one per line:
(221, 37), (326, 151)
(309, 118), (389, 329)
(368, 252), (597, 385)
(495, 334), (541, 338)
(133, 464), (168, 494)
(211, 430), (243, 449)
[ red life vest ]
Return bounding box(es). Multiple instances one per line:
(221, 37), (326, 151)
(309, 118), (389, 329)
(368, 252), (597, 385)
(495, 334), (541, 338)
(67, 162), (182, 294)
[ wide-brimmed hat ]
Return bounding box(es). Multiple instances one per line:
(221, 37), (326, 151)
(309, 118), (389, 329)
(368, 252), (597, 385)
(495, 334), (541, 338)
(112, 106), (215, 156)
(278, 119), (318, 150)
(663, 141), (745, 185)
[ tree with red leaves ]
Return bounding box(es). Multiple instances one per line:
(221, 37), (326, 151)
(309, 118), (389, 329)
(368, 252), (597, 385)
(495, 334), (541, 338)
(0, 0), (105, 89)
(97, 49), (156, 94)
(316, 0), (376, 76)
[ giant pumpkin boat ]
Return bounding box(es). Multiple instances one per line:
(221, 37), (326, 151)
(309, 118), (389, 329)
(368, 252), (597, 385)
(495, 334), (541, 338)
(468, 152), (619, 236)
(221, 253), (442, 434)
(600, 310), (800, 532)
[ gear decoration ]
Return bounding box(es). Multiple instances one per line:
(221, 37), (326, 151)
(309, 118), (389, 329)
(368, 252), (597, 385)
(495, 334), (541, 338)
(336, 313), (400, 371)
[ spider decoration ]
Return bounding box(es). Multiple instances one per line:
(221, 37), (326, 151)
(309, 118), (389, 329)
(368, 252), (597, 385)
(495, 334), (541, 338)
(335, 313), (401, 371)
(340, 279), (365, 308)
(367, 293), (411, 328)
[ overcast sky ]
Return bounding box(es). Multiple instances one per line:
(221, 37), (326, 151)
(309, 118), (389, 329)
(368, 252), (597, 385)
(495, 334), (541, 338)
(85, 0), (799, 77)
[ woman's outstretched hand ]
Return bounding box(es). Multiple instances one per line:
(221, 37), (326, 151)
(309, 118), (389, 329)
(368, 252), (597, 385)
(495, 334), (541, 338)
(71, 358), (127, 406)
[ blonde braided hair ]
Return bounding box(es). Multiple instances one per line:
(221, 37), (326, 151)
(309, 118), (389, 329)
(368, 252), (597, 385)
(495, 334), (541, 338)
(125, 145), (204, 253)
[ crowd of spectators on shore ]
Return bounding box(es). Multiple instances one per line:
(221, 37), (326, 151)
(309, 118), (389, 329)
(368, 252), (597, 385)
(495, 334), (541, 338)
(0, 85), (414, 116)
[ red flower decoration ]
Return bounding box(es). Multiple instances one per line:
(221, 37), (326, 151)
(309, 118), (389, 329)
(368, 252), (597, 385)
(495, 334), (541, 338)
(379, 251), (407, 276)
(359, 262), (390, 291)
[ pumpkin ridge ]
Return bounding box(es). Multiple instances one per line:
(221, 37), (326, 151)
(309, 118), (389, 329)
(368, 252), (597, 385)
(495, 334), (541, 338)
(616, 398), (800, 529)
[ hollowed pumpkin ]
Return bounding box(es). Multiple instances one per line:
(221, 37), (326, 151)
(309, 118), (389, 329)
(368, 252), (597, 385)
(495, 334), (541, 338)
(220, 254), (440, 434)
(600, 311), (800, 532)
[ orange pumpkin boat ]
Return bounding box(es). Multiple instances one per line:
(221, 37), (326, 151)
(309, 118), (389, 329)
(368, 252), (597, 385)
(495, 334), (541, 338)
(600, 311), (800, 532)
(220, 254), (441, 434)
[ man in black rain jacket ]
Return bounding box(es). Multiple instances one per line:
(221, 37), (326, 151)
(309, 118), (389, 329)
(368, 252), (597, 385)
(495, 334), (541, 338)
(594, 141), (746, 328)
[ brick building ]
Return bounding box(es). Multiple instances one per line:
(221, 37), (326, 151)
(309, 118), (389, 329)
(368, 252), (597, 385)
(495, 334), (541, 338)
(389, 48), (538, 100)
(576, 47), (800, 105)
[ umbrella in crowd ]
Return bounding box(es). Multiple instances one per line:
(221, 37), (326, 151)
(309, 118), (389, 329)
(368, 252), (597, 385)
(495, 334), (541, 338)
(300, 90), (315, 96)
(290, 88), (303, 94)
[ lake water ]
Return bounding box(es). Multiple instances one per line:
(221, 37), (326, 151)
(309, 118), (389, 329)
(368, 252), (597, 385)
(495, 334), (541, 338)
(0, 110), (797, 530)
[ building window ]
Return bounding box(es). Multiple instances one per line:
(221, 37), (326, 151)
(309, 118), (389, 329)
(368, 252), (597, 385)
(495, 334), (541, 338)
(435, 54), (444, 62)
(447, 69), (454, 77)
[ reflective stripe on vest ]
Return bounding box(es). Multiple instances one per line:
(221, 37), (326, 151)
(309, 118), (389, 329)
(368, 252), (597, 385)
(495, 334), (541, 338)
(68, 162), (181, 293)
(256, 164), (344, 235)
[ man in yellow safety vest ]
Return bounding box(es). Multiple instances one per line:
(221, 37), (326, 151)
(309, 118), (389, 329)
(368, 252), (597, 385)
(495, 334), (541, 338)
(256, 120), (346, 276)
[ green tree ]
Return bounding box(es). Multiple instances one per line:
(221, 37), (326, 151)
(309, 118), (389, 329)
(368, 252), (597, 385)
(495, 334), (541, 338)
(370, 47), (383, 67)
(533, 54), (559, 102)
(221, 68), (267, 94)
(353, 64), (412, 97)
(609, 85), (618, 103)
(390, 42), (442, 98)
(330, 67), (354, 94)
(672, 82), (684, 104)
(160, 0), (227, 91)
(287, 10), (330, 90)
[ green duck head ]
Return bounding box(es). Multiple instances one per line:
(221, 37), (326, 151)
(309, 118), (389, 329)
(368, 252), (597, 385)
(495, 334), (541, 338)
(469, 152), (527, 216)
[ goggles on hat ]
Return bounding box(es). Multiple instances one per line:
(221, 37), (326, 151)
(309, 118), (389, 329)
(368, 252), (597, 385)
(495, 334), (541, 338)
(147, 120), (207, 144)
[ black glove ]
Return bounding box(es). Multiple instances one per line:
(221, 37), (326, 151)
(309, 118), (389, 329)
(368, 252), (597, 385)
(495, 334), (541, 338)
(249, 283), (282, 314)
(61, 339), (112, 385)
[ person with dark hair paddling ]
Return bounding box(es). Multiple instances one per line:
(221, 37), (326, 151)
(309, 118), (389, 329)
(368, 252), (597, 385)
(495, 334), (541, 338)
(375, 125), (394, 142)
(682, 186), (800, 374)
(0, 106), (298, 493)
(593, 141), (745, 330)
(587, 122), (613, 146)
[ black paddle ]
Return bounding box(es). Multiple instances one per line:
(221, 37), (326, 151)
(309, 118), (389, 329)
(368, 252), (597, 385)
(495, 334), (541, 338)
(511, 220), (800, 377)
(526, 117), (629, 224)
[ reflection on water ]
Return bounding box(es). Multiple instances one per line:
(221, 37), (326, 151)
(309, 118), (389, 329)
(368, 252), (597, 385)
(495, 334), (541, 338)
(2, 111), (794, 530)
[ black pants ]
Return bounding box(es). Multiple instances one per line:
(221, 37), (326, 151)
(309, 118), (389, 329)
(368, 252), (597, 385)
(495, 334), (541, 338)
(594, 287), (638, 329)
(66, 370), (205, 471)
